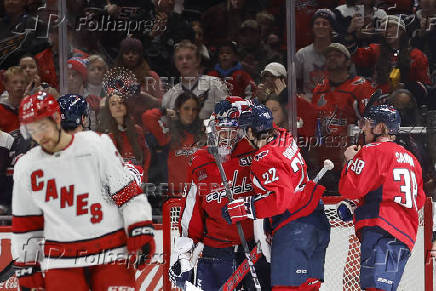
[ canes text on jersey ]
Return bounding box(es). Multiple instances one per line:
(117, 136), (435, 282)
(30, 169), (103, 223)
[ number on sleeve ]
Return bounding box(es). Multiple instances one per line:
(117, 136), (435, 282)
(290, 152), (305, 191)
(393, 168), (418, 209)
(262, 168), (279, 185)
(350, 158), (365, 175)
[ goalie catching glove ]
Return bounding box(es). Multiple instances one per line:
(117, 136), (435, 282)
(169, 237), (204, 288)
(336, 199), (358, 222)
(222, 197), (256, 224)
(127, 221), (155, 269)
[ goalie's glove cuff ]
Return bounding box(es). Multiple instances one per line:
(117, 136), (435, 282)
(14, 262), (44, 289)
(169, 260), (193, 289)
(222, 197), (255, 225)
(337, 200), (358, 222)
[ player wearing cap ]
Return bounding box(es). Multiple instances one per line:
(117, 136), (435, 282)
(169, 97), (270, 290)
(12, 92), (155, 290)
(339, 105), (426, 291)
(223, 104), (330, 290)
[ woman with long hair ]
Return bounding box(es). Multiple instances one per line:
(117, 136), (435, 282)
(115, 37), (163, 125)
(142, 92), (205, 198)
(97, 92), (149, 171)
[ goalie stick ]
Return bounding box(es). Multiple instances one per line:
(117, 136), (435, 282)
(204, 119), (262, 291)
(219, 159), (334, 291)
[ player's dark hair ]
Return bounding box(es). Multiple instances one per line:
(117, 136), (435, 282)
(97, 93), (144, 165)
(170, 92), (205, 150)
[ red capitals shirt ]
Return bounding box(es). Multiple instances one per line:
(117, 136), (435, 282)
(250, 128), (323, 233)
(339, 141), (426, 250)
(312, 76), (375, 167)
(142, 108), (200, 195)
(181, 139), (257, 248)
(0, 103), (19, 133)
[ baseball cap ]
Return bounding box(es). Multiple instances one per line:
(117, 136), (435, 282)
(382, 15), (406, 32)
(261, 62), (287, 78)
(323, 43), (351, 59)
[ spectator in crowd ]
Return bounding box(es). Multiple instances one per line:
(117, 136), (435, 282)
(347, 15), (431, 93)
(67, 57), (88, 96)
(207, 41), (255, 99)
(201, 0), (261, 48)
(238, 19), (283, 80)
(255, 62), (287, 103)
(388, 88), (424, 126)
(115, 37), (162, 126)
(256, 11), (276, 44)
(0, 67), (26, 133)
(97, 92), (149, 170)
(335, 0), (387, 43)
(295, 9), (335, 101)
(0, 0), (48, 69)
(142, 92), (205, 198)
(191, 20), (211, 72)
(162, 40), (228, 120)
(0, 129), (13, 214)
(143, 0), (195, 76)
(311, 43), (375, 193)
(84, 54), (108, 130)
(265, 94), (289, 130)
(19, 55), (58, 98)
(410, 0), (436, 77)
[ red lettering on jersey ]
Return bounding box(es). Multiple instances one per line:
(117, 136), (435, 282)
(76, 193), (89, 215)
(60, 185), (74, 208)
(45, 179), (58, 202)
(90, 203), (103, 224)
(31, 169), (44, 191)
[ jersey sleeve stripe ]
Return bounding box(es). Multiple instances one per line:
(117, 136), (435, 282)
(112, 180), (143, 207)
(44, 229), (127, 258)
(181, 182), (197, 237)
(12, 215), (44, 233)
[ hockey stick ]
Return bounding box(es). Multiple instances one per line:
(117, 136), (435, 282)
(204, 119), (262, 291)
(219, 159), (335, 291)
(0, 260), (15, 283)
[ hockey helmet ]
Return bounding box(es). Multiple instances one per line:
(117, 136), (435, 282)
(58, 94), (89, 131)
(210, 96), (253, 148)
(250, 104), (274, 134)
(362, 105), (401, 135)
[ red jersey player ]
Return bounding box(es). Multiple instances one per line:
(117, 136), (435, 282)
(169, 97), (270, 290)
(223, 104), (330, 291)
(12, 92), (155, 291)
(339, 105), (426, 291)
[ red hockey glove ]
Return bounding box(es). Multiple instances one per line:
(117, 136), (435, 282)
(127, 221), (155, 270)
(14, 261), (44, 289)
(222, 197), (255, 224)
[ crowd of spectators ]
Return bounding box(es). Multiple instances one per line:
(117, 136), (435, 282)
(1, 0), (436, 219)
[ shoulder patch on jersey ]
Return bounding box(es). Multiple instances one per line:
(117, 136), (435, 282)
(195, 168), (208, 181)
(352, 77), (366, 85)
(255, 150), (269, 161)
(317, 94), (327, 107)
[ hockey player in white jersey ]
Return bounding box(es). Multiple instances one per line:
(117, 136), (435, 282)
(12, 92), (155, 290)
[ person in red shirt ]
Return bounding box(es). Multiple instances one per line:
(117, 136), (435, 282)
(0, 66), (27, 133)
(339, 105), (426, 291)
(347, 15), (431, 93)
(208, 41), (256, 99)
(312, 43), (375, 193)
(97, 92), (150, 174)
(223, 104), (329, 291)
(170, 97), (270, 290)
(142, 92), (205, 197)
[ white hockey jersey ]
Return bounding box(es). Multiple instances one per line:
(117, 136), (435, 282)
(12, 131), (153, 270)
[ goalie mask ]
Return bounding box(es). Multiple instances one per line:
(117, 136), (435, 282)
(208, 97), (252, 157)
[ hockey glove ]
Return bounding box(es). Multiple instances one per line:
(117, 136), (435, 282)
(222, 197), (255, 224)
(169, 237), (204, 288)
(127, 221), (155, 269)
(337, 200), (358, 222)
(13, 261), (44, 289)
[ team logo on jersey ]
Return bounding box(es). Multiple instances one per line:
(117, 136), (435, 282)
(352, 77), (366, 85)
(175, 147), (197, 157)
(196, 169), (208, 181)
(239, 156), (253, 167)
(317, 94), (327, 107)
(255, 150), (269, 161)
(205, 170), (252, 204)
